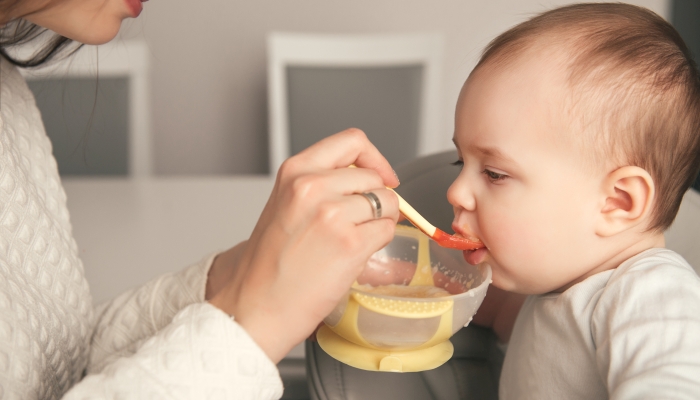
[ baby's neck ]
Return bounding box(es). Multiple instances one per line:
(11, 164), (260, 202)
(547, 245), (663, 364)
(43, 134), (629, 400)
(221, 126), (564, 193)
(606, 231), (665, 268)
(557, 231), (665, 293)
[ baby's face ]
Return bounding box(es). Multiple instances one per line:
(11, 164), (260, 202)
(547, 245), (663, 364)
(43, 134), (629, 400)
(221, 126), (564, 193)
(449, 53), (609, 294)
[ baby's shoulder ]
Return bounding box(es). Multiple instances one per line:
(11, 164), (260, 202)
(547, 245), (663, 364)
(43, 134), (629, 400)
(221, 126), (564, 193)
(609, 248), (698, 286)
(589, 253), (700, 398)
(596, 248), (700, 320)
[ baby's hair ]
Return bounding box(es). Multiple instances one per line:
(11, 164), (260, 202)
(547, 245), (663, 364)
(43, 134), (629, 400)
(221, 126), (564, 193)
(474, 3), (700, 231)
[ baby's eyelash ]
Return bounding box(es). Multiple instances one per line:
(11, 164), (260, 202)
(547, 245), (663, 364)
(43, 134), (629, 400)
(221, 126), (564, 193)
(482, 169), (508, 182)
(451, 161), (508, 182)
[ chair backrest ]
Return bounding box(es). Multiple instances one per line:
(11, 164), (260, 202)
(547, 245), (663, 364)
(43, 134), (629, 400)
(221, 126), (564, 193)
(666, 188), (700, 274)
(267, 32), (443, 175)
(21, 41), (151, 177)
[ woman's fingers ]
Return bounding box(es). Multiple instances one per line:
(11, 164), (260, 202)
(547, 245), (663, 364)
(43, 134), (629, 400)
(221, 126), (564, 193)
(354, 217), (397, 256)
(208, 130), (403, 363)
(287, 167), (385, 200)
(273, 166), (399, 229)
(288, 128), (399, 188)
(348, 188), (399, 225)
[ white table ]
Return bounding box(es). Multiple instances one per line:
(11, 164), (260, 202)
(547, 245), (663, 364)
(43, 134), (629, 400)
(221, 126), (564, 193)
(63, 177), (306, 358)
(63, 176), (275, 302)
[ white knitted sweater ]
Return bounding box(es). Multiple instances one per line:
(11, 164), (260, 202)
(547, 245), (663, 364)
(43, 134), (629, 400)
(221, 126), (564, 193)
(0, 57), (283, 399)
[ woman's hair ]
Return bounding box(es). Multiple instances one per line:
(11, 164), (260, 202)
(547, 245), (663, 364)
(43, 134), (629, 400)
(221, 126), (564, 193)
(0, 1), (81, 67)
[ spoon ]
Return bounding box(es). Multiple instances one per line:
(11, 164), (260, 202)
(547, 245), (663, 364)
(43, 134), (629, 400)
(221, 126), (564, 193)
(348, 165), (484, 251)
(389, 188), (484, 251)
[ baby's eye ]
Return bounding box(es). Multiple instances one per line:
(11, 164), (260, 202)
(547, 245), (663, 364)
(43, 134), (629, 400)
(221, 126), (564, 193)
(451, 159), (464, 167)
(482, 168), (508, 183)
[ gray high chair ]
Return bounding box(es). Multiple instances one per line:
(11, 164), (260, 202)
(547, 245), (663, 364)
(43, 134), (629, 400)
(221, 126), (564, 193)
(305, 150), (503, 400)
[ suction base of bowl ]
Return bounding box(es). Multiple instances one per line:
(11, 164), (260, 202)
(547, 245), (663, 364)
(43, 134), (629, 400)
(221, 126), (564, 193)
(316, 325), (454, 373)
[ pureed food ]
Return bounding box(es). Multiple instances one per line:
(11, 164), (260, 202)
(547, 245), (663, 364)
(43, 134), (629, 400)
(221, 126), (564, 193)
(356, 284), (451, 298)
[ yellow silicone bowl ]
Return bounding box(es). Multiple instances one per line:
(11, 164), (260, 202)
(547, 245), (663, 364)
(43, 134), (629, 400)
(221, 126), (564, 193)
(317, 225), (491, 372)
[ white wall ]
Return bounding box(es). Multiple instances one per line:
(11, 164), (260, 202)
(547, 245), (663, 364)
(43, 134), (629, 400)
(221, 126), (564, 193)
(115, 0), (669, 175)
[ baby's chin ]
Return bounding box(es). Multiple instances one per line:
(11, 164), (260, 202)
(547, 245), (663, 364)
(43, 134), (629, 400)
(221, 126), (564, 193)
(468, 251), (566, 294)
(498, 277), (568, 295)
(487, 267), (540, 294)
(487, 269), (512, 291)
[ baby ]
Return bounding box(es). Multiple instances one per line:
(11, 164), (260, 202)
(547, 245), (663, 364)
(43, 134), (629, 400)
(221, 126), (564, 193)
(449, 3), (700, 398)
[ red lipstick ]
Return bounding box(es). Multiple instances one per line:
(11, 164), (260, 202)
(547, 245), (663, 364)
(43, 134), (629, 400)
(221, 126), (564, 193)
(124, 0), (145, 17)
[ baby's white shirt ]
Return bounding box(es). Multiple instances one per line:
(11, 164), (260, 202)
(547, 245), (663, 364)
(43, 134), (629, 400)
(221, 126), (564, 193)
(500, 248), (700, 399)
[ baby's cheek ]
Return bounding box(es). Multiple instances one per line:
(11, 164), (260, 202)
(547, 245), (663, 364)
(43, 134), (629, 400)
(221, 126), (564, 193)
(484, 218), (548, 283)
(487, 217), (537, 260)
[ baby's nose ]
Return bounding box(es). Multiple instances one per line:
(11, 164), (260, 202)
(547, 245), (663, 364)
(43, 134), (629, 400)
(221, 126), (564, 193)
(447, 177), (476, 212)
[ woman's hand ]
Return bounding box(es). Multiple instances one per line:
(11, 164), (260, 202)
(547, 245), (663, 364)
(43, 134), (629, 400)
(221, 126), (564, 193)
(206, 128), (400, 363)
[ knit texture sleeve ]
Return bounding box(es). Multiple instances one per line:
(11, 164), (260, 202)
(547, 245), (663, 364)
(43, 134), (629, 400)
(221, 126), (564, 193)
(87, 253), (216, 374)
(65, 302), (283, 399)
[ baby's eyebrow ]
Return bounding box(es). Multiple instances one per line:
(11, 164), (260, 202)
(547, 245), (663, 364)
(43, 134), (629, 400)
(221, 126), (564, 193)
(469, 144), (517, 164)
(452, 138), (518, 165)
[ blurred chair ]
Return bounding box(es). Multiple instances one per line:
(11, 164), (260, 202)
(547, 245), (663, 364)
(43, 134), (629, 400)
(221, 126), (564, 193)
(665, 185), (700, 274)
(22, 41), (151, 177)
(305, 150), (700, 399)
(267, 32), (444, 175)
(306, 150), (503, 400)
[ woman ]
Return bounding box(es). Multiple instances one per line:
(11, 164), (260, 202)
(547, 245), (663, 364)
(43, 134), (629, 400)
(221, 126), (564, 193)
(0, 0), (399, 398)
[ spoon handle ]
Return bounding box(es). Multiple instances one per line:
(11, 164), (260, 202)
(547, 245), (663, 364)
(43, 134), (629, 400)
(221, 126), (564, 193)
(348, 164), (482, 250)
(389, 188), (482, 251)
(389, 188), (437, 237)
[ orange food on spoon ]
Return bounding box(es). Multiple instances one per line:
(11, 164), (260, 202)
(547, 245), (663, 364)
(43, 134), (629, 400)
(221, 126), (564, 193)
(348, 164), (483, 251)
(390, 188), (484, 251)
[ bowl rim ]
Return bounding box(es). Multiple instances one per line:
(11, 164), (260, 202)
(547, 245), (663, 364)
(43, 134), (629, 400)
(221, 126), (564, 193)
(351, 263), (492, 302)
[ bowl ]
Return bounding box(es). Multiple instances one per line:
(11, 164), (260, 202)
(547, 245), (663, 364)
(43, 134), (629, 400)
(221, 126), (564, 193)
(317, 225), (491, 372)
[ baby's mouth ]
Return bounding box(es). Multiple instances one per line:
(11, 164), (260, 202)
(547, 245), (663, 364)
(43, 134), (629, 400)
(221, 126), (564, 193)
(452, 229), (488, 265)
(462, 245), (488, 265)
(455, 232), (482, 243)
(451, 224), (483, 246)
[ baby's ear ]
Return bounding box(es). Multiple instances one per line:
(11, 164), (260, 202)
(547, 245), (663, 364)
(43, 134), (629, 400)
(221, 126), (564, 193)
(595, 166), (655, 237)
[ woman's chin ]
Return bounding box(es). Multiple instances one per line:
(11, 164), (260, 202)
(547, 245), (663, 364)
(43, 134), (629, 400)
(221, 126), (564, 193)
(27, 11), (125, 46)
(47, 16), (124, 45)
(74, 21), (123, 45)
